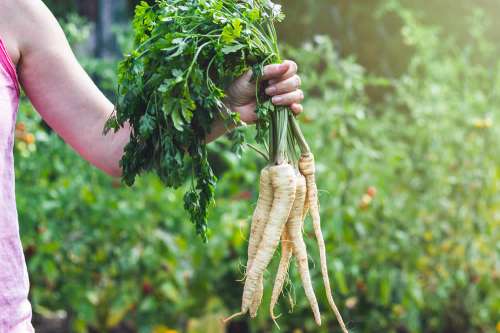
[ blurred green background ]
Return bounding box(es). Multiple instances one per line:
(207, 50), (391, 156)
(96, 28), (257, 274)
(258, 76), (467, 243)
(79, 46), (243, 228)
(16, 1), (499, 332)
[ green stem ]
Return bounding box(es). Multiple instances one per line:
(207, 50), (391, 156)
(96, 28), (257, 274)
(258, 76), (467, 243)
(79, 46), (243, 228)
(289, 115), (310, 155)
(184, 41), (213, 89)
(287, 122), (299, 165)
(269, 110), (276, 162)
(273, 106), (288, 165)
(246, 143), (269, 161)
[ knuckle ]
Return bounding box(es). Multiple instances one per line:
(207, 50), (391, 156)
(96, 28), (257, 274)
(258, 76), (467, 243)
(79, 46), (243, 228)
(283, 80), (293, 91)
(280, 83), (290, 92)
(295, 75), (302, 88)
(263, 65), (274, 76)
(299, 90), (305, 100)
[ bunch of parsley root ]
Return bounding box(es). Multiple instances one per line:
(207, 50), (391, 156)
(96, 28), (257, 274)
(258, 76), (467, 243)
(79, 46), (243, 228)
(105, 0), (348, 330)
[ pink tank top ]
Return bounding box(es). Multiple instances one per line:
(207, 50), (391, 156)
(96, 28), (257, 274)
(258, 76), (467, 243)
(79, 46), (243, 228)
(0, 38), (34, 332)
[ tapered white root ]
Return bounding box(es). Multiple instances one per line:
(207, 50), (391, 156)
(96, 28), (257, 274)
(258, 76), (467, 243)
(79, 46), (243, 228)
(302, 190), (310, 222)
(269, 229), (293, 322)
(299, 153), (349, 333)
(222, 311), (245, 324)
(287, 174), (322, 325)
(250, 278), (264, 318)
(226, 164), (297, 321)
(246, 168), (274, 317)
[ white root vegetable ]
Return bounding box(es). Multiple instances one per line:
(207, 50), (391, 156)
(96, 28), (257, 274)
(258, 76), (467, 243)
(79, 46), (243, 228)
(224, 164), (297, 322)
(299, 153), (349, 333)
(269, 228), (293, 323)
(285, 174), (322, 325)
(247, 168), (273, 317)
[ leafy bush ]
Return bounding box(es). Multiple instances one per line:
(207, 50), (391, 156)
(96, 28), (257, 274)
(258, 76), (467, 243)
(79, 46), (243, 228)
(16, 4), (499, 333)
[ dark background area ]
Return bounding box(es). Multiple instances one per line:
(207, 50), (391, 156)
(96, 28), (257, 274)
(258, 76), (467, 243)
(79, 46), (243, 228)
(43, 0), (500, 78)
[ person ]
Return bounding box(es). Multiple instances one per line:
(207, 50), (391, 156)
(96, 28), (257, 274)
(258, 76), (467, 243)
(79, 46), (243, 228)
(0, 1), (305, 331)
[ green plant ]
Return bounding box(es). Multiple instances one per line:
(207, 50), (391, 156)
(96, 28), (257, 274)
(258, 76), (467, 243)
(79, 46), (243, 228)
(17, 2), (500, 333)
(105, 0), (293, 240)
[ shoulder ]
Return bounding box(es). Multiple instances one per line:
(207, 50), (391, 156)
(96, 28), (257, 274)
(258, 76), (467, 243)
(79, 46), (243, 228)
(0, 0), (64, 65)
(0, 0), (22, 65)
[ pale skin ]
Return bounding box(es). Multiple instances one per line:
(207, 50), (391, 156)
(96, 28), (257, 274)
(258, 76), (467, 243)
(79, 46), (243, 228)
(0, 0), (305, 177)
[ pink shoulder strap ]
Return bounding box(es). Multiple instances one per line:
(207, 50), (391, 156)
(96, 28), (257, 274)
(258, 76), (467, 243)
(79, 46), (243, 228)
(0, 38), (20, 95)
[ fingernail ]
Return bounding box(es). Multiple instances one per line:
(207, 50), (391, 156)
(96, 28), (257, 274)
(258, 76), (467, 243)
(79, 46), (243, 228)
(272, 96), (283, 104)
(266, 86), (277, 95)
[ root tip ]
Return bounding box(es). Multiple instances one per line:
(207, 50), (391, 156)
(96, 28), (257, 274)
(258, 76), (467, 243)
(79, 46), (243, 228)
(313, 312), (322, 326)
(222, 311), (246, 324)
(270, 311), (282, 321)
(271, 313), (282, 330)
(327, 296), (349, 333)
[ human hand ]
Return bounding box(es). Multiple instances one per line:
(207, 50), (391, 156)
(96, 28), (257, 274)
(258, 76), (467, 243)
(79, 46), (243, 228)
(226, 60), (304, 123)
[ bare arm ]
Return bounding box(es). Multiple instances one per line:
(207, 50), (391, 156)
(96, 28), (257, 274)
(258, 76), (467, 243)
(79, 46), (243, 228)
(8, 0), (304, 177)
(12, 0), (128, 176)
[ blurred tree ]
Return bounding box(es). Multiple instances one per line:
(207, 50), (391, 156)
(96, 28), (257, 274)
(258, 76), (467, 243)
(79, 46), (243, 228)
(42, 0), (77, 17)
(44, 0), (500, 81)
(76, 0), (98, 20)
(95, 0), (128, 58)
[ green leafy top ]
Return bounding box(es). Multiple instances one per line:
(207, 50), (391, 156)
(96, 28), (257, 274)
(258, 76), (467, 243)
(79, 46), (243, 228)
(105, 0), (285, 241)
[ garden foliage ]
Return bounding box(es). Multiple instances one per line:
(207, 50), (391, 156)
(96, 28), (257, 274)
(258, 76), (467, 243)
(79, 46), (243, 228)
(17, 3), (500, 333)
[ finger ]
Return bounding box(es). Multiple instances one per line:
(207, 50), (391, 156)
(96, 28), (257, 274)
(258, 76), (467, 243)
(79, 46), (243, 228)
(268, 60), (298, 85)
(291, 103), (303, 115)
(272, 89), (304, 106)
(262, 63), (289, 81)
(241, 69), (254, 82)
(265, 75), (301, 96)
